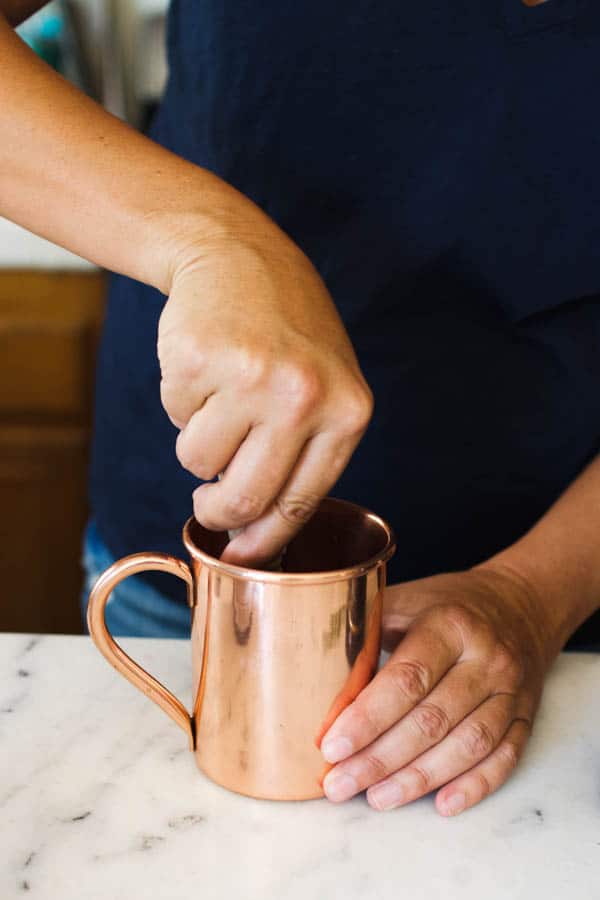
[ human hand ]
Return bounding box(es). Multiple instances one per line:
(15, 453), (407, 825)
(320, 564), (554, 815)
(0, 9), (371, 569)
(158, 205), (372, 566)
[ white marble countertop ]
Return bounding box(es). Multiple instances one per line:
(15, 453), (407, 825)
(2, 633), (599, 900)
(0, 218), (97, 270)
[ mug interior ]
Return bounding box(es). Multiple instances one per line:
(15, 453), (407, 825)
(185, 497), (394, 575)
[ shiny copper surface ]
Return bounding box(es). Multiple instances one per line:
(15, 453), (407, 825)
(87, 497), (395, 800)
(86, 553), (195, 749)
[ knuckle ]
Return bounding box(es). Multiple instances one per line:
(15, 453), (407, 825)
(190, 460), (216, 481)
(280, 365), (324, 417)
(161, 331), (206, 381)
(236, 351), (270, 392)
(348, 701), (380, 739)
(410, 702), (450, 743)
(490, 647), (524, 684)
(175, 433), (193, 469)
(222, 493), (265, 525)
(496, 739), (521, 772)
(406, 763), (431, 794)
(275, 492), (320, 526)
(439, 604), (478, 639)
(194, 461), (218, 481)
(362, 751), (390, 784)
(192, 493), (219, 531)
(386, 658), (432, 703)
(474, 770), (492, 799)
(160, 378), (184, 419)
(175, 434), (215, 480)
(459, 720), (496, 760)
(337, 384), (374, 437)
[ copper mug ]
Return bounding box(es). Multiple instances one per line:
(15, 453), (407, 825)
(87, 497), (395, 801)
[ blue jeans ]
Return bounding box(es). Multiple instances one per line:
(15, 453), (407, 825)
(81, 521), (190, 638)
(82, 521), (600, 648)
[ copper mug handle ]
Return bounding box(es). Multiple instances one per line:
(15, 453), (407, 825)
(86, 553), (196, 750)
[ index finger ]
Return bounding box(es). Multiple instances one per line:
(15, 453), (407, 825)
(218, 428), (359, 566)
(320, 617), (462, 763)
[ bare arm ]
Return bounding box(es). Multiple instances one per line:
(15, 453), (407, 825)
(0, 11), (372, 562)
(483, 451), (600, 653)
(319, 453), (600, 814)
(0, 11), (251, 293)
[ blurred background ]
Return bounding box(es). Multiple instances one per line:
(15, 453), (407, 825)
(0, 0), (168, 633)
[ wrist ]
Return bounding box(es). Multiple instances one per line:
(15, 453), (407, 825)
(141, 166), (282, 296)
(475, 548), (588, 664)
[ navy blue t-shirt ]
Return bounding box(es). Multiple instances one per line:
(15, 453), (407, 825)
(91, 1), (600, 643)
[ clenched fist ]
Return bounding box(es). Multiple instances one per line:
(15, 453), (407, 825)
(158, 217), (372, 566)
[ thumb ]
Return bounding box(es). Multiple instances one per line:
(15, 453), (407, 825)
(382, 574), (455, 647)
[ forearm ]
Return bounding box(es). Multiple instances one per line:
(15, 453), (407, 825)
(0, 14), (261, 294)
(480, 453), (600, 657)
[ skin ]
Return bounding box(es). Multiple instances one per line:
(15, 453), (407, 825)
(321, 456), (600, 813)
(0, 7), (373, 567)
(2, 3), (599, 814)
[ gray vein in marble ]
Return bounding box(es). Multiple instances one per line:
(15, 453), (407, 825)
(167, 813), (205, 830)
(139, 834), (166, 851)
(2, 634), (599, 900)
(60, 811), (92, 824)
(508, 807), (545, 827)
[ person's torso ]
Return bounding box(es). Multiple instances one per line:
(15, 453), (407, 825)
(91, 1), (600, 641)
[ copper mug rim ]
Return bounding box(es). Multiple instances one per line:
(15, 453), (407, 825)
(182, 496), (396, 585)
(87, 495), (396, 795)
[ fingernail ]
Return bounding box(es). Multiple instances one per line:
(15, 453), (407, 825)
(321, 736), (353, 763)
(367, 780), (404, 811)
(440, 792), (466, 816)
(323, 772), (358, 802)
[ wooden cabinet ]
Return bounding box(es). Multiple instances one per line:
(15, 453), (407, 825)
(0, 270), (106, 633)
